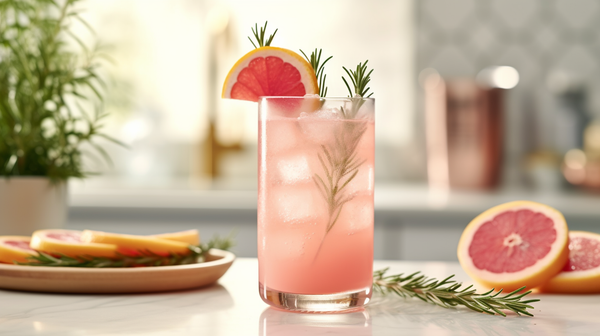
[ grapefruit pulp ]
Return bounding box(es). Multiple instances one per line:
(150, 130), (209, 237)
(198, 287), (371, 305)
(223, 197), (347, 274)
(30, 230), (118, 258)
(458, 201), (569, 291)
(537, 231), (600, 293)
(222, 46), (318, 102)
(0, 236), (37, 263)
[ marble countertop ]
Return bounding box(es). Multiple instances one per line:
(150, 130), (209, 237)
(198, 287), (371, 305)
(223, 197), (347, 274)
(1, 259), (598, 336)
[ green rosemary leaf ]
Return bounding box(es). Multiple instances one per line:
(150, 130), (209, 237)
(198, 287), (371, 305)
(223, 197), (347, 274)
(373, 269), (540, 317)
(342, 61), (373, 99)
(300, 48), (332, 97)
(248, 22), (277, 48)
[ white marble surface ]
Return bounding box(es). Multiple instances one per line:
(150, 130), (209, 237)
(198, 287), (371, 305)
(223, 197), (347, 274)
(1, 259), (599, 336)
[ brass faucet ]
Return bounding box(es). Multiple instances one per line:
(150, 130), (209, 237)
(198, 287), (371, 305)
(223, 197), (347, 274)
(202, 121), (242, 178)
(200, 6), (243, 179)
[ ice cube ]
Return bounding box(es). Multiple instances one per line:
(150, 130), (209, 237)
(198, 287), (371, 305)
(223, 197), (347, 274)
(343, 164), (374, 197)
(335, 195), (374, 233)
(274, 155), (312, 184)
(268, 184), (328, 226)
(264, 119), (301, 155)
(298, 108), (343, 145)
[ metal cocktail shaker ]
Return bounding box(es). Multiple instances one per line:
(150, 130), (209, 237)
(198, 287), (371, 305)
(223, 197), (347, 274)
(424, 69), (514, 190)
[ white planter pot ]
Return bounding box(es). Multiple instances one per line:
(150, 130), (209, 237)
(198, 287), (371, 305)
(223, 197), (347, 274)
(0, 177), (67, 236)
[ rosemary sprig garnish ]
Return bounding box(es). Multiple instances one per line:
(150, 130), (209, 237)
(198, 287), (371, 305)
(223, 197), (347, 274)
(248, 22), (278, 48)
(312, 61), (373, 259)
(18, 234), (235, 268)
(300, 48), (332, 97)
(342, 60), (374, 98)
(373, 268), (540, 317)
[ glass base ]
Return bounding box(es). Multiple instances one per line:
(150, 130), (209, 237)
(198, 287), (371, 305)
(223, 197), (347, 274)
(259, 283), (372, 313)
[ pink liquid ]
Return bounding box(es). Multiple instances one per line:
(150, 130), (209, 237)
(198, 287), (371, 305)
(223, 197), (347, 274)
(258, 116), (374, 295)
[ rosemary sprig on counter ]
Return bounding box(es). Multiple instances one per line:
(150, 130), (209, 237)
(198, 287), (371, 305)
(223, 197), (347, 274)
(19, 234), (234, 268)
(373, 268), (540, 317)
(300, 48), (332, 97)
(249, 22), (277, 48)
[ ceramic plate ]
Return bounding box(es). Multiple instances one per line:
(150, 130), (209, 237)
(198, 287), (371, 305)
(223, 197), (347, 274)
(0, 249), (235, 294)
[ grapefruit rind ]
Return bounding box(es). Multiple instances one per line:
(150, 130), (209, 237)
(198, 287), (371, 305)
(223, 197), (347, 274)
(81, 230), (191, 256)
(457, 200), (569, 291)
(152, 230), (200, 246)
(31, 230), (118, 258)
(537, 231), (600, 294)
(221, 46), (318, 101)
(0, 236), (37, 264)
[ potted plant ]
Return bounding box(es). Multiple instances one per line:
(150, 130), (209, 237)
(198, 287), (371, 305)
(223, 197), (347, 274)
(0, 0), (118, 235)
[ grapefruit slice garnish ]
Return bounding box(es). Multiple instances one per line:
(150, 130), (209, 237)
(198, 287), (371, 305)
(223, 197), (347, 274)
(0, 236), (37, 264)
(222, 46), (318, 102)
(81, 230), (190, 256)
(31, 230), (118, 258)
(537, 231), (600, 293)
(457, 201), (569, 291)
(152, 229), (200, 245)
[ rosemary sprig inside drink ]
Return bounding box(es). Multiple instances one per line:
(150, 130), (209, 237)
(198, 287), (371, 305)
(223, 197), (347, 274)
(307, 61), (373, 261)
(313, 121), (367, 234)
(373, 268), (540, 317)
(311, 61), (373, 237)
(19, 234), (234, 268)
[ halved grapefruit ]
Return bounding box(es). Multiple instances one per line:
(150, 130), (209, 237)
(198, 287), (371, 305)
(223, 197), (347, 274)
(152, 229), (200, 245)
(222, 46), (318, 102)
(81, 230), (190, 256)
(30, 230), (118, 258)
(537, 231), (600, 294)
(457, 201), (569, 291)
(0, 236), (37, 264)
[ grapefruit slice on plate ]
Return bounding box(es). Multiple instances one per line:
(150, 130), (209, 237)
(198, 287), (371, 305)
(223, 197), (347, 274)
(458, 201), (569, 291)
(152, 229), (200, 245)
(0, 236), (37, 264)
(81, 230), (190, 256)
(537, 231), (600, 294)
(222, 46), (318, 102)
(31, 230), (118, 258)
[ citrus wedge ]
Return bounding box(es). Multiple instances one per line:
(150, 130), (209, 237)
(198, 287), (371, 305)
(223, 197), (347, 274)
(152, 229), (200, 245)
(0, 236), (37, 264)
(457, 201), (569, 291)
(537, 231), (600, 294)
(81, 230), (190, 256)
(222, 46), (318, 102)
(30, 230), (118, 258)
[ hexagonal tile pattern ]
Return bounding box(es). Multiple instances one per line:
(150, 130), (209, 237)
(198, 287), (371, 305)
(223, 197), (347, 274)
(416, 0), (600, 156)
(492, 0), (539, 30)
(423, 0), (475, 31)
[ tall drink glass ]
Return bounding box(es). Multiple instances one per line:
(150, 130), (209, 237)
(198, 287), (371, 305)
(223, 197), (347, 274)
(258, 96), (374, 312)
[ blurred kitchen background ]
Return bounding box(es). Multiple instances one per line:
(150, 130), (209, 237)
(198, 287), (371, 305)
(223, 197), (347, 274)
(68, 0), (600, 260)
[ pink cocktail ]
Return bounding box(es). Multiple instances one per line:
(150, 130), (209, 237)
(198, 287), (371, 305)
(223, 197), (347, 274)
(258, 97), (374, 312)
